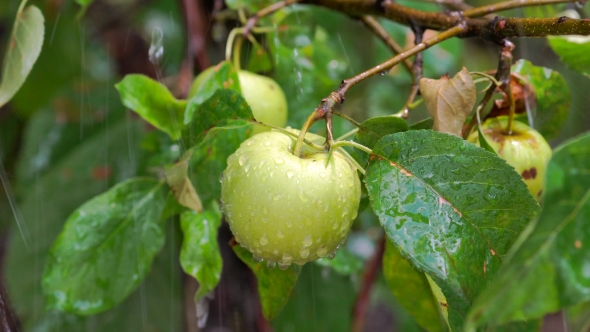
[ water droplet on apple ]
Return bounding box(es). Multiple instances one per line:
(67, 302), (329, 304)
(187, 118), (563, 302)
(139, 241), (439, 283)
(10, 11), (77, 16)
(287, 171), (294, 178)
(265, 141), (272, 147)
(275, 158), (285, 165)
(342, 207), (349, 217)
(261, 175), (268, 183)
(267, 261), (276, 268)
(263, 206), (268, 215)
(239, 155), (249, 166)
(278, 262), (290, 270)
(326, 252), (336, 260)
(300, 248), (310, 258)
(260, 234), (268, 245)
(320, 172), (326, 178)
(317, 246), (328, 257)
(302, 235), (313, 247)
(277, 231), (285, 239)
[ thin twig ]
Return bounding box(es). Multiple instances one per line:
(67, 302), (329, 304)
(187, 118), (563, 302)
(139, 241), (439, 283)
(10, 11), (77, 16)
(351, 236), (386, 332)
(359, 15), (413, 74)
(399, 25), (425, 119)
(243, 0), (301, 36)
(463, 0), (582, 18)
(413, 0), (472, 11)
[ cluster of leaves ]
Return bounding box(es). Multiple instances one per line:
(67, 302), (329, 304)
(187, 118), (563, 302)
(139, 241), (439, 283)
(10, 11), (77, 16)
(1, 0), (590, 331)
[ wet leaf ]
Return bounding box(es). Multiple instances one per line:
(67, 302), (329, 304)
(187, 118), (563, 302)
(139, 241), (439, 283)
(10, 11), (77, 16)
(233, 245), (300, 320)
(466, 132), (590, 330)
(0, 5), (44, 108)
(354, 116), (408, 165)
(365, 130), (539, 330)
(186, 61), (241, 123)
(184, 89), (254, 149)
(383, 240), (443, 332)
(115, 74), (187, 140)
(43, 178), (167, 315)
(510, 60), (571, 141)
(180, 202), (222, 300)
(420, 67), (476, 136)
(165, 156), (203, 212)
(549, 34), (590, 77)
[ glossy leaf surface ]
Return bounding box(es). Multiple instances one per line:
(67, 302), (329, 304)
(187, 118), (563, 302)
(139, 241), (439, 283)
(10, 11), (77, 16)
(116, 74), (186, 140)
(184, 89), (254, 149)
(233, 245), (300, 320)
(186, 61), (241, 123)
(365, 130), (539, 330)
(0, 5), (44, 108)
(180, 203), (223, 300)
(43, 178), (167, 315)
(466, 132), (590, 329)
(354, 116), (408, 165)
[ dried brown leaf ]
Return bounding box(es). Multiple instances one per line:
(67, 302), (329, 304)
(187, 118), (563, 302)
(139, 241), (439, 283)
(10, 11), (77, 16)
(420, 67), (476, 136)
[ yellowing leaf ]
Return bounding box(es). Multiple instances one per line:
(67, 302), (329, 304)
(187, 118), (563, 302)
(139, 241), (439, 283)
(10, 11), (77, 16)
(420, 67), (476, 136)
(165, 157), (203, 212)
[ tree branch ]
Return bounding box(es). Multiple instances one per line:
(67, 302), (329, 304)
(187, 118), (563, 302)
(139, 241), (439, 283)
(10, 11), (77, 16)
(351, 236), (386, 332)
(303, 0), (590, 39)
(243, 0), (301, 36)
(463, 0), (583, 18)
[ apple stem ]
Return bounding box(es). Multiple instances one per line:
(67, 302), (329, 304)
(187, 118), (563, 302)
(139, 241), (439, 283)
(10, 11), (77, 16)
(256, 121), (325, 151)
(335, 128), (359, 141)
(331, 140), (373, 155)
(233, 35), (244, 71)
(504, 79), (516, 135)
(293, 111), (322, 157)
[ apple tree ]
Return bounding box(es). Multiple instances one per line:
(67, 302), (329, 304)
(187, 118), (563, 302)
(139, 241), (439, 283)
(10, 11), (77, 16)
(1, 0), (590, 331)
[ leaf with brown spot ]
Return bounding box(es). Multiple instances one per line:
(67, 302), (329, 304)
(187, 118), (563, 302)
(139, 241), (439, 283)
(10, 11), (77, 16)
(365, 130), (539, 330)
(467, 132), (590, 329)
(420, 67), (476, 136)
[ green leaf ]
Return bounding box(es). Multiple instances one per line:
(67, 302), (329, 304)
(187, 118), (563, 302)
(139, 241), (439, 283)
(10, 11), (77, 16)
(233, 245), (300, 320)
(383, 240), (443, 332)
(115, 74), (186, 140)
(549, 35), (590, 77)
(511, 59), (571, 141)
(186, 61), (241, 123)
(420, 67), (476, 137)
(191, 128), (248, 205)
(0, 5), (44, 108)
(314, 247), (364, 275)
(477, 125), (497, 155)
(180, 202), (223, 300)
(42, 178), (167, 315)
(466, 132), (590, 330)
(364, 130), (539, 330)
(184, 89), (254, 149)
(354, 116), (408, 165)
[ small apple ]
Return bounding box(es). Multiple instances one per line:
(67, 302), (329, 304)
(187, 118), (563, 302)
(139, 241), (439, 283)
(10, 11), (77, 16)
(468, 117), (552, 200)
(220, 129), (361, 268)
(190, 68), (288, 135)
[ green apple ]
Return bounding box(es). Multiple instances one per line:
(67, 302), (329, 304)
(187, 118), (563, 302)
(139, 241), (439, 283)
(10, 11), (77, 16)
(189, 68), (288, 135)
(220, 129), (361, 268)
(468, 117), (552, 200)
